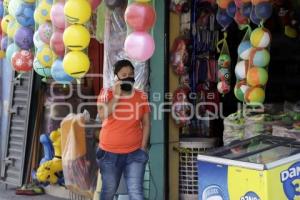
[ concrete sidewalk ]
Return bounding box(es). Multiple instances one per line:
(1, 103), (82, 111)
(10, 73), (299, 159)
(0, 183), (65, 200)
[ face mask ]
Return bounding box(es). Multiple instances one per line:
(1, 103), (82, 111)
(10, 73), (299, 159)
(119, 77), (135, 92)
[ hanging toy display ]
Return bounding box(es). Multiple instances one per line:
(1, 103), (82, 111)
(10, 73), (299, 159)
(170, 0), (188, 14)
(172, 85), (191, 127)
(124, 0), (156, 62)
(170, 37), (189, 76)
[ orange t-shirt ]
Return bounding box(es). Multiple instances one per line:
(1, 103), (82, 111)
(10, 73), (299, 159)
(97, 88), (151, 154)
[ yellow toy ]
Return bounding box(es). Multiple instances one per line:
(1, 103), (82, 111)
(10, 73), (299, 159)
(63, 25), (90, 51)
(36, 129), (63, 184)
(37, 45), (54, 68)
(64, 0), (91, 24)
(1, 15), (14, 34)
(63, 51), (90, 78)
(34, 0), (51, 24)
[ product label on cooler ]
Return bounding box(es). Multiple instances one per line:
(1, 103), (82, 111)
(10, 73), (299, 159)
(240, 191), (261, 200)
(198, 161), (229, 200)
(280, 161), (300, 200)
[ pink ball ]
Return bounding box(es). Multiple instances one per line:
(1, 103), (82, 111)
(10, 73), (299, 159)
(50, 31), (65, 57)
(50, 2), (65, 30)
(124, 32), (155, 62)
(89, 0), (102, 10)
(38, 22), (53, 45)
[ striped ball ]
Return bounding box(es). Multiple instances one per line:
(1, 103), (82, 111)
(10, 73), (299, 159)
(238, 41), (252, 60)
(245, 86), (265, 104)
(251, 48), (270, 67)
(235, 60), (249, 80)
(217, 81), (230, 94)
(234, 80), (249, 102)
(246, 67), (268, 86)
(250, 27), (271, 48)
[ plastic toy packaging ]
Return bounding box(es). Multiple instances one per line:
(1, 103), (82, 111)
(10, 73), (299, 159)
(170, 37), (189, 76)
(102, 8), (149, 91)
(61, 111), (98, 198)
(223, 111), (245, 145)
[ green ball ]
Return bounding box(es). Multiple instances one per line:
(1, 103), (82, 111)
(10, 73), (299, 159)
(218, 54), (231, 68)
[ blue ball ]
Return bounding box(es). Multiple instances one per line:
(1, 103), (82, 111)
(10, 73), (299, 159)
(226, 1), (236, 18)
(255, 2), (272, 20)
(216, 9), (233, 29)
(33, 58), (52, 77)
(51, 59), (74, 84)
(15, 3), (35, 27)
(250, 5), (261, 25)
(238, 41), (252, 60)
(241, 2), (252, 18)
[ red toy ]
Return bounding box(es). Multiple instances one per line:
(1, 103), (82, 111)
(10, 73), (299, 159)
(12, 50), (34, 72)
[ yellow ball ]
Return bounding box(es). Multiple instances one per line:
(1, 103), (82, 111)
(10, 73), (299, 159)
(7, 19), (20, 38)
(63, 51), (90, 78)
(1, 15), (14, 34)
(64, 0), (91, 24)
(37, 45), (54, 68)
(0, 50), (5, 59)
(34, 1), (51, 24)
(63, 25), (90, 51)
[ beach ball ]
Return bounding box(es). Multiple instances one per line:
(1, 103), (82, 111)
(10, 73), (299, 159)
(7, 19), (21, 38)
(124, 31), (155, 62)
(1, 15), (14, 34)
(245, 86), (265, 104)
(33, 58), (52, 77)
(89, 0), (102, 10)
(241, 2), (252, 18)
(15, 3), (35, 27)
(226, 1), (236, 17)
(250, 6), (261, 25)
(11, 50), (34, 72)
(255, 2), (272, 20)
(8, 0), (22, 18)
(246, 67), (268, 86)
(63, 51), (90, 78)
(63, 25), (90, 51)
(64, 0), (91, 24)
(0, 1), (4, 18)
(104, 0), (127, 10)
(250, 27), (271, 48)
(33, 31), (45, 48)
(218, 54), (231, 68)
(217, 0), (233, 9)
(34, 0), (51, 24)
(37, 45), (53, 67)
(50, 31), (65, 57)
(238, 41), (252, 60)
(51, 59), (74, 84)
(38, 22), (53, 44)
(1, 36), (8, 50)
(251, 49), (270, 67)
(50, 2), (65, 30)
(235, 60), (249, 80)
(218, 68), (230, 81)
(216, 8), (233, 29)
(6, 43), (20, 63)
(217, 81), (230, 94)
(14, 26), (34, 50)
(125, 3), (156, 31)
(234, 80), (249, 102)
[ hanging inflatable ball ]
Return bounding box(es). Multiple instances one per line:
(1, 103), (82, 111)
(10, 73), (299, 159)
(234, 80), (249, 102)
(38, 22), (53, 44)
(216, 8), (233, 29)
(250, 27), (271, 48)
(125, 2), (156, 31)
(34, 0), (51, 24)
(217, 81), (230, 94)
(217, 0), (233, 9)
(251, 0), (268, 5)
(238, 41), (252, 60)
(15, 2), (35, 27)
(235, 60), (249, 80)
(246, 67), (268, 86)
(63, 51), (90, 79)
(255, 2), (272, 20)
(33, 58), (52, 78)
(11, 50), (34, 72)
(63, 25), (90, 51)
(250, 6), (261, 25)
(245, 86), (265, 104)
(64, 0), (91, 24)
(218, 54), (231, 68)
(226, 1), (236, 17)
(37, 45), (54, 67)
(250, 48), (270, 67)
(7, 19), (21, 38)
(50, 31), (65, 57)
(1, 36), (8, 50)
(234, 9), (249, 26)
(218, 68), (230, 81)
(51, 59), (74, 84)
(50, 2), (65, 30)
(33, 31), (45, 48)
(104, 0), (127, 10)
(6, 43), (20, 64)
(8, 0), (22, 18)
(241, 2), (251, 18)
(14, 26), (34, 50)
(1, 15), (14, 34)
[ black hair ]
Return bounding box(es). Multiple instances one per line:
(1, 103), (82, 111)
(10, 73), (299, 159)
(114, 59), (135, 75)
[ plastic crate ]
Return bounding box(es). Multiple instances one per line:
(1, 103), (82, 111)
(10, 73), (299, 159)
(179, 138), (217, 200)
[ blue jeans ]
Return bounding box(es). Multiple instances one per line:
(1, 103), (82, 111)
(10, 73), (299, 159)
(96, 148), (148, 200)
